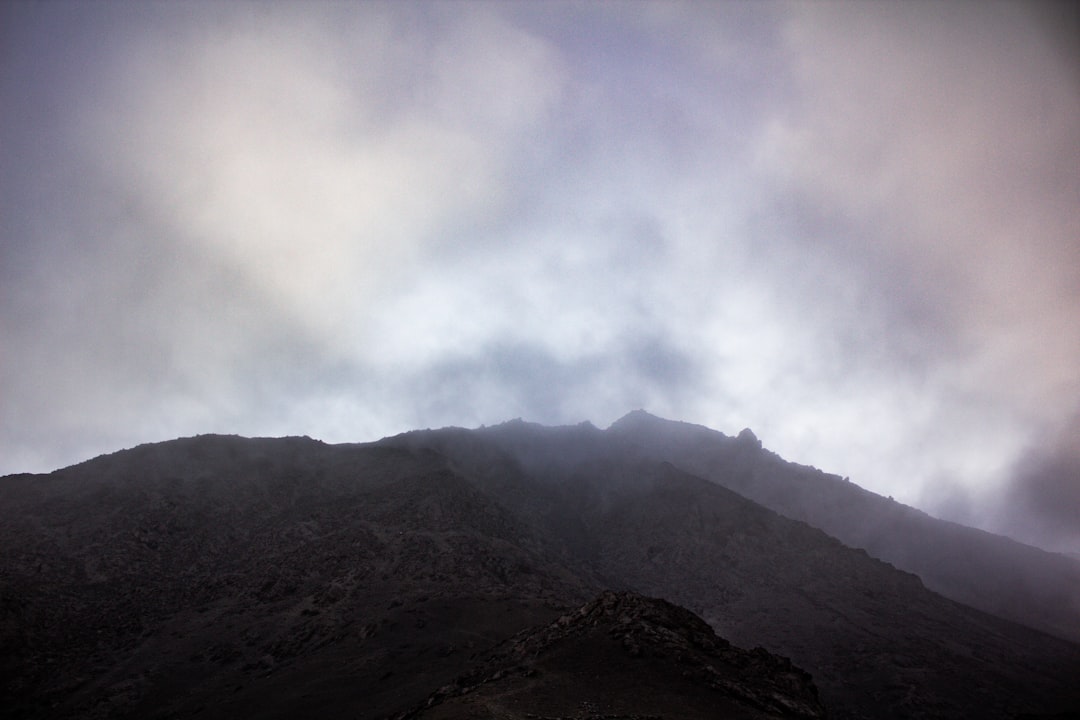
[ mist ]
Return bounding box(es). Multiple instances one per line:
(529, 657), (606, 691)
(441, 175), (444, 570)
(2, 1), (1077, 553)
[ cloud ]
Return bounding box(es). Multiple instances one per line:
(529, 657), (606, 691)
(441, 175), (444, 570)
(990, 410), (1080, 552)
(773, 1), (1079, 375)
(75, 3), (565, 341)
(1, 1), (1077, 555)
(1, 2), (570, 465)
(748, 1), (1080, 520)
(405, 334), (701, 429)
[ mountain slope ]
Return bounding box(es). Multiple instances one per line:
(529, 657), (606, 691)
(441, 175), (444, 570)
(606, 410), (1080, 643)
(0, 436), (593, 719)
(2, 424), (1079, 719)
(384, 423), (1080, 719)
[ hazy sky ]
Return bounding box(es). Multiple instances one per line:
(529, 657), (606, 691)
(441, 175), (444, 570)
(2, 1), (1078, 553)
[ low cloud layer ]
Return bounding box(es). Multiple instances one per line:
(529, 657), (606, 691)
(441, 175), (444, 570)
(2, 1), (1077, 553)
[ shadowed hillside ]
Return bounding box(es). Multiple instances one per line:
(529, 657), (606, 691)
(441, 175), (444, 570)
(385, 421), (1080, 719)
(399, 591), (826, 720)
(2, 422), (1079, 719)
(603, 410), (1080, 643)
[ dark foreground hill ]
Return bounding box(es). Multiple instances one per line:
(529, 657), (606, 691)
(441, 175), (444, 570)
(2, 419), (1079, 719)
(398, 591), (826, 720)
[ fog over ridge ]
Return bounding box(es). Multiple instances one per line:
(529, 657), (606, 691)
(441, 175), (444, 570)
(1, 1), (1078, 554)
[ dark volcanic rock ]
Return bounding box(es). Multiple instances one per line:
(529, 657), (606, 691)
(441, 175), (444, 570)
(2, 423), (1079, 719)
(0, 436), (592, 719)
(384, 422), (1080, 719)
(399, 591), (826, 720)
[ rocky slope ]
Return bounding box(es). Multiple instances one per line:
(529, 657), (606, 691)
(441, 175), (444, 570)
(603, 410), (1080, 643)
(384, 422), (1080, 719)
(399, 591), (826, 720)
(0, 436), (590, 719)
(2, 421), (1079, 719)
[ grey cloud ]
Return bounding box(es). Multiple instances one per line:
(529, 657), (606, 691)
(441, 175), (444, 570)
(2, 1), (1078, 558)
(746, 0), (1080, 516)
(1, 2), (570, 465)
(411, 335), (703, 431)
(993, 412), (1080, 553)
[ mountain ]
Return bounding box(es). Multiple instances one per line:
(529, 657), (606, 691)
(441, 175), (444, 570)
(383, 419), (1080, 718)
(2, 419), (1079, 719)
(0, 436), (592, 720)
(604, 410), (1080, 643)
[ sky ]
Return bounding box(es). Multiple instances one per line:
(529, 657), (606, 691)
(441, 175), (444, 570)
(2, 1), (1078, 554)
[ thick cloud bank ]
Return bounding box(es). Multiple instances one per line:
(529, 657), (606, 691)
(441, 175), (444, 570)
(2, 1), (1077, 553)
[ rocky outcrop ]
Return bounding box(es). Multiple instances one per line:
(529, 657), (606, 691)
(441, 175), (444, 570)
(400, 591), (826, 720)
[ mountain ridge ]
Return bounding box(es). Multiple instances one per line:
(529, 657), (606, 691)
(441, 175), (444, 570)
(598, 410), (1080, 642)
(3, 417), (1079, 718)
(12, 413), (1079, 642)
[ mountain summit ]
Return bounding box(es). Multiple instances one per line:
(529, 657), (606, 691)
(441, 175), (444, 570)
(2, 417), (1079, 719)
